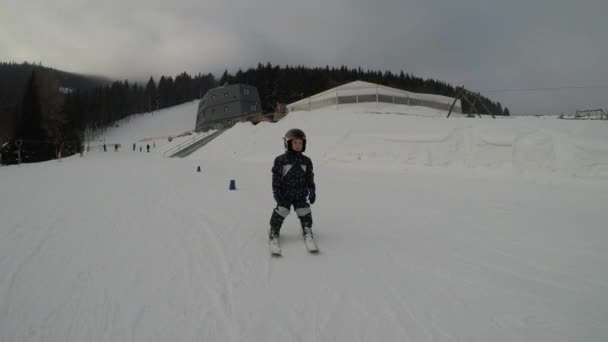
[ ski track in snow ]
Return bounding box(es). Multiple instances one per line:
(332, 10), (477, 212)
(162, 186), (243, 341)
(2, 106), (608, 341)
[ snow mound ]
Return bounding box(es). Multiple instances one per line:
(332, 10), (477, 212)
(191, 107), (608, 179)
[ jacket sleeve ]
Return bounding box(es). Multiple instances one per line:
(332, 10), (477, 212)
(271, 156), (282, 193)
(307, 158), (315, 189)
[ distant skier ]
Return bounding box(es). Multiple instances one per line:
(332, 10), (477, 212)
(268, 128), (317, 254)
(103, 144), (107, 152)
(133, 143), (136, 151)
(146, 144), (150, 153)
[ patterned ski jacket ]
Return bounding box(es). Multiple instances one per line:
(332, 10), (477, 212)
(272, 151), (315, 200)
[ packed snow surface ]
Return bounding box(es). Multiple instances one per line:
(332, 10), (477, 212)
(1, 102), (607, 341)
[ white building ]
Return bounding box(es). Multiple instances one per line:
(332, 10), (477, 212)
(287, 80), (462, 113)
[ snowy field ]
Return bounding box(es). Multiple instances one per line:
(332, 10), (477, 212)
(1, 102), (608, 341)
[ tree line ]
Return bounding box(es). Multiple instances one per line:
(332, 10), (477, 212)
(0, 62), (108, 142)
(1, 61), (509, 164)
(64, 72), (216, 143)
(221, 63), (509, 116)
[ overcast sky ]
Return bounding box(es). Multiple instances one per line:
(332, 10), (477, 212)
(1, 0), (607, 114)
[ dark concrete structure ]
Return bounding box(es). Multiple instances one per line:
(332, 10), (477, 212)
(195, 84), (262, 131)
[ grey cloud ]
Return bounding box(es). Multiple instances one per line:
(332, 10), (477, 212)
(1, 0), (607, 114)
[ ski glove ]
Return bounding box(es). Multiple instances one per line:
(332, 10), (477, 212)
(308, 186), (316, 204)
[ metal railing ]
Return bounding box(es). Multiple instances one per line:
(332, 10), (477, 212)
(162, 131), (216, 158)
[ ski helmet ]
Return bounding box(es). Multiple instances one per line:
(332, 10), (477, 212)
(283, 128), (306, 152)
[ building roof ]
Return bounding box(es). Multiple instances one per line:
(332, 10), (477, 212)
(287, 80), (459, 108)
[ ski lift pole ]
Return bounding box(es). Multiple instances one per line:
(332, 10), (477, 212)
(16, 139), (22, 165)
(447, 86), (465, 118)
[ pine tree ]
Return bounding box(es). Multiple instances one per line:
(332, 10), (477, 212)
(18, 71), (43, 140)
(37, 71), (66, 150)
(144, 77), (157, 111)
(18, 71), (54, 161)
(219, 70), (229, 85)
(157, 76), (168, 108)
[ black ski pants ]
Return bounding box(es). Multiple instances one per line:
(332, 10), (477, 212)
(269, 198), (312, 235)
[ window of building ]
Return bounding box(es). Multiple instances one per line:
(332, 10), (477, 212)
(224, 106), (228, 112)
(250, 104), (257, 112)
(243, 88), (250, 96)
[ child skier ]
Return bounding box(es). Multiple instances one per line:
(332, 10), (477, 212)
(269, 128), (317, 254)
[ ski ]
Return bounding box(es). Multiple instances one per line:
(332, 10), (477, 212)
(269, 237), (282, 256)
(304, 235), (319, 253)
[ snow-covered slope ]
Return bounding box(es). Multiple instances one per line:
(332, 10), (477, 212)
(193, 104), (608, 179)
(101, 100), (199, 144)
(90, 100), (220, 158)
(1, 103), (607, 342)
